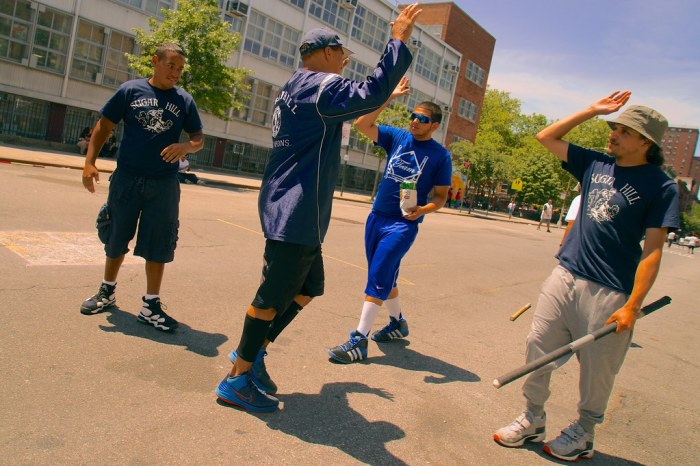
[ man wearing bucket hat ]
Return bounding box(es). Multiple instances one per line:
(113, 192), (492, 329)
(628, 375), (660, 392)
(493, 91), (679, 461)
(215, 4), (423, 413)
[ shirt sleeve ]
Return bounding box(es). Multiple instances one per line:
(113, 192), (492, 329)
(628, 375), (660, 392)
(183, 94), (203, 134)
(100, 86), (127, 125)
(316, 39), (413, 124)
(434, 150), (453, 186)
(644, 180), (680, 230)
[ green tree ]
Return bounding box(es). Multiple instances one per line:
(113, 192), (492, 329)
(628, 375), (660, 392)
(451, 137), (511, 211)
(450, 89), (537, 212)
(682, 201), (700, 233)
(127, 0), (250, 120)
(565, 118), (611, 152)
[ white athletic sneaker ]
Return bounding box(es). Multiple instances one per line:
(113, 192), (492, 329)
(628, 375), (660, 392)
(543, 421), (594, 461)
(493, 411), (546, 447)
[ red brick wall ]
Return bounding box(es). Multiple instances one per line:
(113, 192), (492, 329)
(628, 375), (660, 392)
(403, 2), (496, 145)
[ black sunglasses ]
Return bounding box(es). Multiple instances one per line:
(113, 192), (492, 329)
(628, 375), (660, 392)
(410, 113), (433, 124)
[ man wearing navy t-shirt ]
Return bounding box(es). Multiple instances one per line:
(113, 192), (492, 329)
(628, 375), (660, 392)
(215, 4), (423, 413)
(327, 78), (451, 363)
(493, 91), (679, 461)
(80, 43), (204, 332)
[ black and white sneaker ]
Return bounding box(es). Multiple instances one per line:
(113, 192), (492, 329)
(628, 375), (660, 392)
(80, 283), (116, 315)
(327, 331), (368, 364)
(137, 297), (178, 332)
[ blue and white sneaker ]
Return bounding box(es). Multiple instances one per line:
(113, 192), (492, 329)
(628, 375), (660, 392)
(371, 316), (409, 342)
(215, 373), (279, 413)
(228, 349), (277, 394)
(327, 330), (368, 364)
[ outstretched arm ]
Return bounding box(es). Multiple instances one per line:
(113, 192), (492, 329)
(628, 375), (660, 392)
(536, 90), (631, 162)
(354, 77), (411, 142)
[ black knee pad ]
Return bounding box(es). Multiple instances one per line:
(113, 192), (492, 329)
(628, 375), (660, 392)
(236, 314), (272, 362)
(267, 301), (303, 343)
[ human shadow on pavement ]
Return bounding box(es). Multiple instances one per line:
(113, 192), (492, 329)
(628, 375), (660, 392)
(369, 340), (480, 384)
(517, 442), (645, 465)
(96, 305), (228, 357)
(259, 382), (406, 465)
(582, 453), (644, 465)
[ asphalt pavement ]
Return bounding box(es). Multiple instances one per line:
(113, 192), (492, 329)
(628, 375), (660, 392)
(1, 142), (698, 465)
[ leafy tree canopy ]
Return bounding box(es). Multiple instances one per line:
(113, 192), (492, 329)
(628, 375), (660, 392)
(127, 0), (250, 120)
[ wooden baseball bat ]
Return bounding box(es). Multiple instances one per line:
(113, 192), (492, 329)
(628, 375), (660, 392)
(493, 296), (672, 389)
(510, 303), (531, 321)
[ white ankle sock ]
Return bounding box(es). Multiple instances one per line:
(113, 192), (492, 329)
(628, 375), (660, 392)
(357, 301), (381, 336)
(385, 297), (402, 320)
(144, 294), (159, 300)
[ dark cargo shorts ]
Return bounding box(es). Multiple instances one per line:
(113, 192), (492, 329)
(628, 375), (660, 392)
(252, 239), (325, 313)
(103, 169), (180, 263)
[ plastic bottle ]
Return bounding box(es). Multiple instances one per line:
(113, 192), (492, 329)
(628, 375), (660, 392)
(400, 181), (417, 216)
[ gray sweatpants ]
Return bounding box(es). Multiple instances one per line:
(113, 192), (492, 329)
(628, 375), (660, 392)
(523, 265), (632, 432)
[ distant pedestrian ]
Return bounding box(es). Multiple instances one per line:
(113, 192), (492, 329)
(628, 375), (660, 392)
(666, 230), (676, 248)
(508, 199), (516, 219)
(77, 126), (92, 155)
(686, 233), (698, 254)
(447, 187), (454, 208)
(455, 188), (462, 208)
(177, 156), (200, 185)
(536, 199), (553, 232)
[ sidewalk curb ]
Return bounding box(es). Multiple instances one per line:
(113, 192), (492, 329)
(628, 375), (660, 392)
(1, 154), (543, 227)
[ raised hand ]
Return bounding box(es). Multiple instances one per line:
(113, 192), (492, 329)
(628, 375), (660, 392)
(390, 3), (422, 44)
(591, 90), (631, 115)
(391, 76), (411, 100)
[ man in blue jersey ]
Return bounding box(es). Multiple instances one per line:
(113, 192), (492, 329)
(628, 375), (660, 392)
(215, 4), (423, 412)
(80, 43), (204, 332)
(493, 92), (679, 461)
(327, 78), (452, 363)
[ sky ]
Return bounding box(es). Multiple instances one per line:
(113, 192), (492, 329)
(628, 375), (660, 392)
(439, 0), (700, 138)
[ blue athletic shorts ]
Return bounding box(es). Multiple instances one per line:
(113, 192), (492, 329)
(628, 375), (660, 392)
(252, 239), (325, 312)
(364, 212), (419, 300)
(103, 169), (180, 263)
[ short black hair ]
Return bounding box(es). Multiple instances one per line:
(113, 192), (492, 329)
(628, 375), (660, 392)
(155, 43), (186, 59)
(415, 101), (442, 124)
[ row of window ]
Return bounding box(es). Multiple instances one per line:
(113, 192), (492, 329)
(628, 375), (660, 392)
(0, 0), (135, 85)
(458, 98), (478, 122)
(242, 7), (458, 93)
(466, 60), (485, 87)
(2, 0), (478, 131)
(113, 0), (173, 16)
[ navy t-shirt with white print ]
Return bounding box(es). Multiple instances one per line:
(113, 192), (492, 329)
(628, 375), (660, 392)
(101, 78), (203, 178)
(372, 125), (452, 221)
(557, 144), (679, 294)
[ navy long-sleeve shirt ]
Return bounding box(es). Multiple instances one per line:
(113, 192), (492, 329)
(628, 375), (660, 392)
(258, 39), (413, 245)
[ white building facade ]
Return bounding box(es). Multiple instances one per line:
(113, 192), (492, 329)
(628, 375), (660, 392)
(0, 0), (461, 192)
